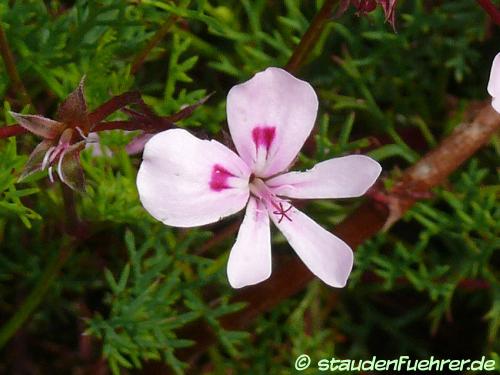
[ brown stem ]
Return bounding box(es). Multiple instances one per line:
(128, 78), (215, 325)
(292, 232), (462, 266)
(285, 0), (338, 74)
(0, 25), (32, 108)
(477, 0), (500, 25)
(87, 91), (142, 124)
(0, 124), (26, 138)
(174, 103), (500, 365)
(131, 16), (179, 74)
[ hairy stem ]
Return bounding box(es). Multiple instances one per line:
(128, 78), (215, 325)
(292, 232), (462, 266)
(0, 25), (31, 108)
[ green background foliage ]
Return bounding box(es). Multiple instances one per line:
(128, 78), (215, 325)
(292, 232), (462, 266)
(0, 0), (498, 373)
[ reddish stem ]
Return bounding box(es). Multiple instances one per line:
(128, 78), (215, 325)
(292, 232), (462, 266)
(87, 91), (142, 124)
(477, 0), (500, 25)
(285, 0), (338, 74)
(0, 25), (32, 107)
(0, 124), (26, 138)
(131, 16), (179, 74)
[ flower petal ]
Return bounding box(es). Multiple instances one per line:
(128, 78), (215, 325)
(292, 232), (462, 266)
(488, 53), (500, 97)
(125, 132), (154, 155)
(267, 155), (381, 199)
(227, 67), (318, 178)
(492, 97), (500, 113)
(10, 112), (64, 139)
(269, 205), (353, 287)
(488, 53), (500, 113)
(227, 197), (271, 288)
(137, 129), (251, 227)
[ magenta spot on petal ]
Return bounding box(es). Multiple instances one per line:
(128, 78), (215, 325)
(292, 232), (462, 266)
(209, 164), (235, 192)
(252, 126), (276, 152)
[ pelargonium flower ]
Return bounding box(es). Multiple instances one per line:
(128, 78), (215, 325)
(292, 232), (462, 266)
(137, 68), (381, 288)
(488, 53), (500, 113)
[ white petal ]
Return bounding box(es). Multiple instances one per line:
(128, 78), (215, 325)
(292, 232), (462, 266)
(269, 205), (353, 287)
(137, 129), (251, 227)
(227, 198), (271, 288)
(492, 97), (500, 113)
(267, 155), (381, 199)
(487, 53), (500, 100)
(227, 67), (318, 178)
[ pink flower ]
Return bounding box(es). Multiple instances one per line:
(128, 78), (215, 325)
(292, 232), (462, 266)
(488, 53), (500, 113)
(137, 68), (381, 288)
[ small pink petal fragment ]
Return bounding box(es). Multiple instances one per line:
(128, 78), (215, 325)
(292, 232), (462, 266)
(125, 132), (155, 155)
(209, 164), (235, 192)
(268, 204), (354, 288)
(227, 197), (272, 288)
(488, 53), (500, 113)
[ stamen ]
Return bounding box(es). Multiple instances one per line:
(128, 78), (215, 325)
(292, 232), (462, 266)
(249, 178), (293, 223)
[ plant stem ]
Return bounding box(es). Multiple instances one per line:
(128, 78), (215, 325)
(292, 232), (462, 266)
(477, 0), (500, 25)
(285, 0), (338, 74)
(0, 238), (74, 349)
(0, 123), (26, 138)
(131, 15), (179, 74)
(0, 25), (32, 108)
(87, 91), (143, 124)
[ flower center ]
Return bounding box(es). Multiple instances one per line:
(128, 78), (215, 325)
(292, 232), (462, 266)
(249, 177), (292, 223)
